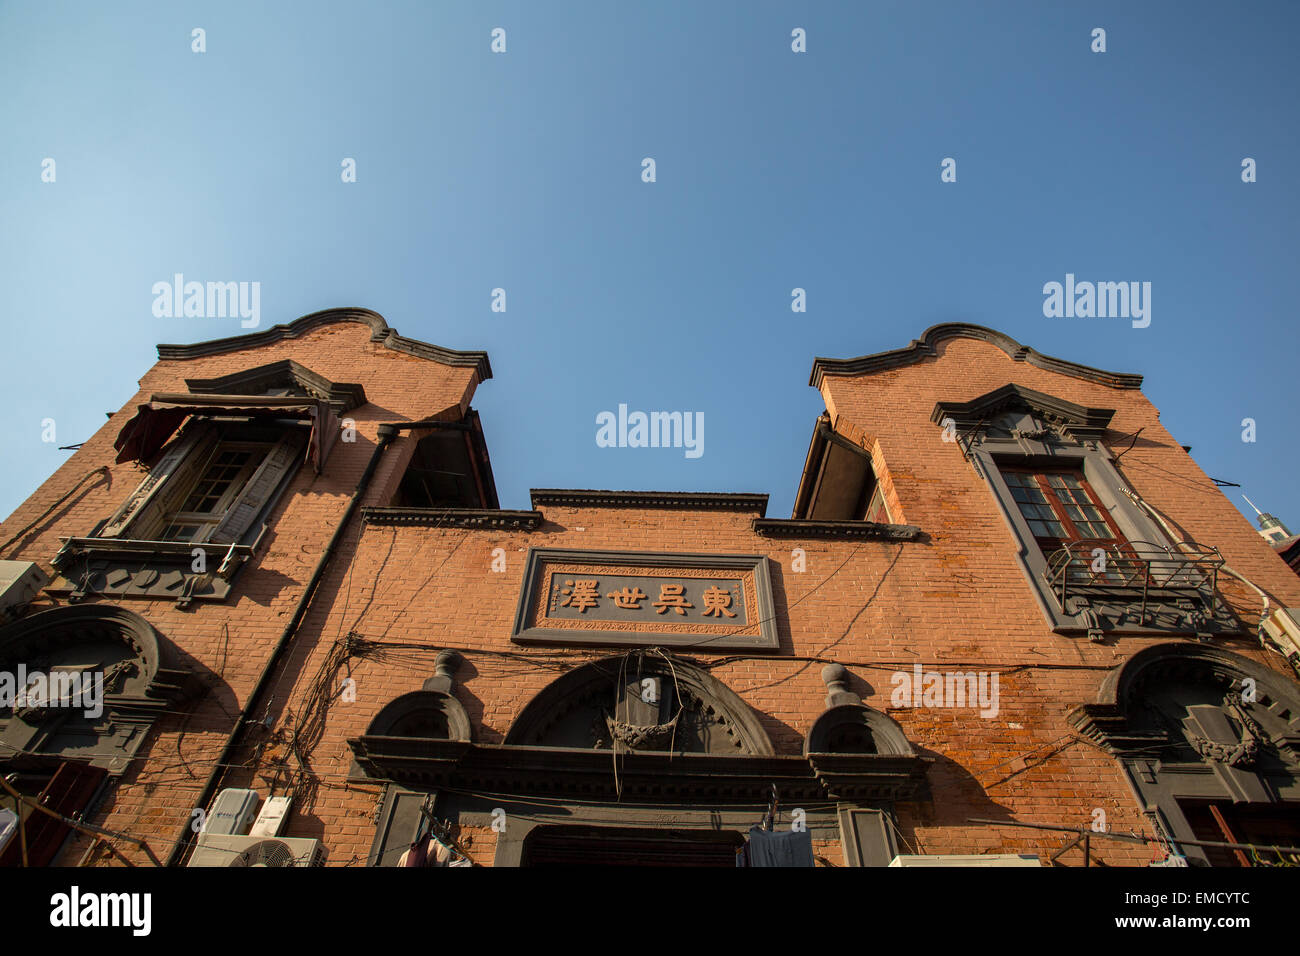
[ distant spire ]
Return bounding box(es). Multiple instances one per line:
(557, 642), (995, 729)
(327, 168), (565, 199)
(1243, 495), (1292, 544)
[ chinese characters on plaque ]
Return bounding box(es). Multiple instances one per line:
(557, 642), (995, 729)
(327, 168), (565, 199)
(512, 549), (778, 651)
(557, 577), (742, 621)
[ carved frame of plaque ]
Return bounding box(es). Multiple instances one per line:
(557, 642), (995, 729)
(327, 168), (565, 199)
(511, 548), (779, 652)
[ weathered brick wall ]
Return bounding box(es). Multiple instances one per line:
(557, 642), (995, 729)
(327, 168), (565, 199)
(816, 334), (1300, 864)
(4, 324), (1297, 868)
(247, 503), (1169, 866)
(818, 336), (1300, 623)
(0, 320), (481, 865)
(248, 332), (1300, 867)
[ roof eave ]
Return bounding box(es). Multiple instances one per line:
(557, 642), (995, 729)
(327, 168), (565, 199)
(155, 307), (493, 382)
(810, 323), (1142, 390)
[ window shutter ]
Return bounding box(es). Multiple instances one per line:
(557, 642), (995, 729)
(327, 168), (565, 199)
(99, 426), (218, 538)
(206, 431), (306, 545)
(0, 761), (107, 867)
(838, 807), (898, 867)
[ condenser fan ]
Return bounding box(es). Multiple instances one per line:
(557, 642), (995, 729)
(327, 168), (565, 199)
(230, 839), (297, 867)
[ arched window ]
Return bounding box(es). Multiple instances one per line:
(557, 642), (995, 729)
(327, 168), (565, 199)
(0, 605), (201, 774)
(0, 605), (202, 866)
(1070, 643), (1300, 866)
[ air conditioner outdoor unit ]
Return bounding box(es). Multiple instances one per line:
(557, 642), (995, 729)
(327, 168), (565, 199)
(249, 795), (292, 837)
(204, 788), (260, 836)
(889, 854), (1042, 867)
(0, 560), (49, 622)
(187, 833), (322, 867)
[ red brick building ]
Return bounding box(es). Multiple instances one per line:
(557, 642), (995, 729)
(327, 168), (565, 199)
(2, 310), (1298, 868)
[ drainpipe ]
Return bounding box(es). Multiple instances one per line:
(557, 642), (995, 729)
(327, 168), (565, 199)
(165, 423), (399, 866)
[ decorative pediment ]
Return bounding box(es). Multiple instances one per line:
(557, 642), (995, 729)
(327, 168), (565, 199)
(185, 359), (366, 413)
(503, 653), (775, 755)
(806, 664), (916, 757)
(0, 605), (203, 775)
(363, 650), (472, 742)
(1070, 643), (1300, 866)
(349, 654), (929, 801)
(1068, 643), (1300, 764)
(931, 384), (1116, 444)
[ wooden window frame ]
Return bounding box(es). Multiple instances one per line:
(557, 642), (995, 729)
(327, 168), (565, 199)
(153, 440), (273, 542)
(103, 420), (306, 546)
(999, 466), (1128, 553)
(938, 390), (1237, 635)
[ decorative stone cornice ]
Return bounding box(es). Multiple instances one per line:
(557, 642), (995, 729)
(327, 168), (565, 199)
(753, 518), (922, 540)
(52, 536), (256, 576)
(810, 323), (1144, 390)
(185, 359), (367, 413)
(156, 307), (493, 381)
(361, 507), (543, 530)
(529, 489), (769, 514)
(47, 537), (258, 606)
(931, 383), (1117, 442)
(345, 738), (929, 803)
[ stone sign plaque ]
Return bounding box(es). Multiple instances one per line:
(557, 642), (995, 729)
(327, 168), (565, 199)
(511, 548), (779, 651)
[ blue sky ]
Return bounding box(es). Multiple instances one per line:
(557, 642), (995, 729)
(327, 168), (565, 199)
(2, 1), (1296, 529)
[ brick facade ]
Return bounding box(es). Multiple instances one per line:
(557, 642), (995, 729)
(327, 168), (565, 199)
(2, 313), (1297, 868)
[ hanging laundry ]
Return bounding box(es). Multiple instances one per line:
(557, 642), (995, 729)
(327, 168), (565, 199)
(398, 833), (434, 867)
(741, 825), (815, 867)
(432, 836), (462, 866)
(397, 832), (473, 867)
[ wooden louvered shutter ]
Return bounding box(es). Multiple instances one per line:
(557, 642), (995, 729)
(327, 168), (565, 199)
(0, 761), (107, 867)
(205, 431), (306, 545)
(99, 425), (218, 538)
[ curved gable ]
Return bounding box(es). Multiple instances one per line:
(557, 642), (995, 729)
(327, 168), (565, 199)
(810, 323), (1142, 390)
(156, 307), (492, 382)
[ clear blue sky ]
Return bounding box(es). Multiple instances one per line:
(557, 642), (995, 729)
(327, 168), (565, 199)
(2, 1), (1296, 529)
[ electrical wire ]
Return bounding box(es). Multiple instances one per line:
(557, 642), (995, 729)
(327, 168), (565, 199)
(0, 466), (111, 557)
(1119, 485), (1295, 672)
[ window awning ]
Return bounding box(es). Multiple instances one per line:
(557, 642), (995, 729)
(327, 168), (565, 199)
(113, 393), (339, 471)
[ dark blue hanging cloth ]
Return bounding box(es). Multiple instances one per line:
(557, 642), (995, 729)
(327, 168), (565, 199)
(737, 825), (815, 867)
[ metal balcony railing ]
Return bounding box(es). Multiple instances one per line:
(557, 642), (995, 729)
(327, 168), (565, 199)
(1044, 539), (1225, 624)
